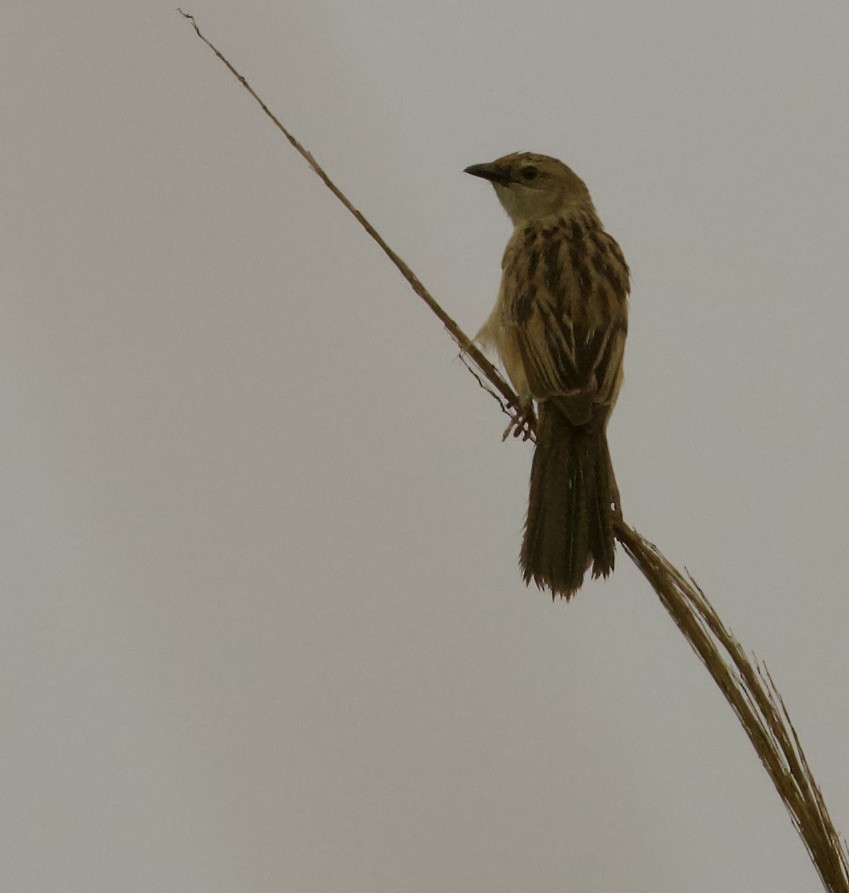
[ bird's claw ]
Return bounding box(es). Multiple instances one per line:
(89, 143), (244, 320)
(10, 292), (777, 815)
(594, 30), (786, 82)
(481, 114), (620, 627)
(502, 403), (535, 442)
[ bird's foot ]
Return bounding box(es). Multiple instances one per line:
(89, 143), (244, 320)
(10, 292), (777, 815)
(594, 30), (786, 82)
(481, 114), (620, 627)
(502, 401), (536, 442)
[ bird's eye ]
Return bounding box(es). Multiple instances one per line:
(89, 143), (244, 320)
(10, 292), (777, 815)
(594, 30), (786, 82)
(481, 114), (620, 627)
(520, 166), (538, 181)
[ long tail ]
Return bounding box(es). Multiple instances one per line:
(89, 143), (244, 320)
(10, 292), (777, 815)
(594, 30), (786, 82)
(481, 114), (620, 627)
(520, 403), (617, 600)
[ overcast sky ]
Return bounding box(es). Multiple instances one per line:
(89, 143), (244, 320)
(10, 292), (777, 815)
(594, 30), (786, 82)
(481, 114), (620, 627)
(2, 2), (849, 891)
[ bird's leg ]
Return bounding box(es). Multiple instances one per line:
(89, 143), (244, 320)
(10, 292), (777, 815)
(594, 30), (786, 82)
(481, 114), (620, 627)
(502, 398), (536, 442)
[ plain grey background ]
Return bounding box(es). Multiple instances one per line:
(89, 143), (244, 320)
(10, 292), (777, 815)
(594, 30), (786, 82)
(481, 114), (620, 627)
(2, 1), (848, 891)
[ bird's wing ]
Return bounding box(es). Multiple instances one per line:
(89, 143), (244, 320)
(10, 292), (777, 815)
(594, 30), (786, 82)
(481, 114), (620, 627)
(503, 219), (629, 425)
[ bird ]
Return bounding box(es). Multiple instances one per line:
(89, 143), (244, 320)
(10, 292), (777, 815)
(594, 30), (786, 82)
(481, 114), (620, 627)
(465, 152), (629, 600)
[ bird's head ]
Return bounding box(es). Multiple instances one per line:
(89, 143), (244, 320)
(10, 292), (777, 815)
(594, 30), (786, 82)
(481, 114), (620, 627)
(464, 152), (593, 225)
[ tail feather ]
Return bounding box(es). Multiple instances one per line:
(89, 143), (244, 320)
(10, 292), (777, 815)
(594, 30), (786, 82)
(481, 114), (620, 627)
(520, 404), (617, 599)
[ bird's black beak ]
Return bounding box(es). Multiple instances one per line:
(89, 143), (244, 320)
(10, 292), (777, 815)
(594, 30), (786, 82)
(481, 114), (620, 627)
(464, 163), (510, 186)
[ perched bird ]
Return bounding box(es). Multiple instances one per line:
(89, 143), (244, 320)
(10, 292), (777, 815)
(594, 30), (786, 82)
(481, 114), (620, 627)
(466, 152), (629, 599)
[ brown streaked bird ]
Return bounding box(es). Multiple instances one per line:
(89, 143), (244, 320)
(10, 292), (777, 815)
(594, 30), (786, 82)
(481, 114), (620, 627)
(466, 152), (629, 600)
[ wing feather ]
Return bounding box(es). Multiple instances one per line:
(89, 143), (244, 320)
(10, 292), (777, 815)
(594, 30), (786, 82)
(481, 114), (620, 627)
(504, 218), (629, 423)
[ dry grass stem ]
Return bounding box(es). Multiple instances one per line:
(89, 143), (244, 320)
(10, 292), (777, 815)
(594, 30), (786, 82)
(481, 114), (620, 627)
(177, 10), (527, 433)
(180, 12), (849, 890)
(615, 523), (849, 892)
